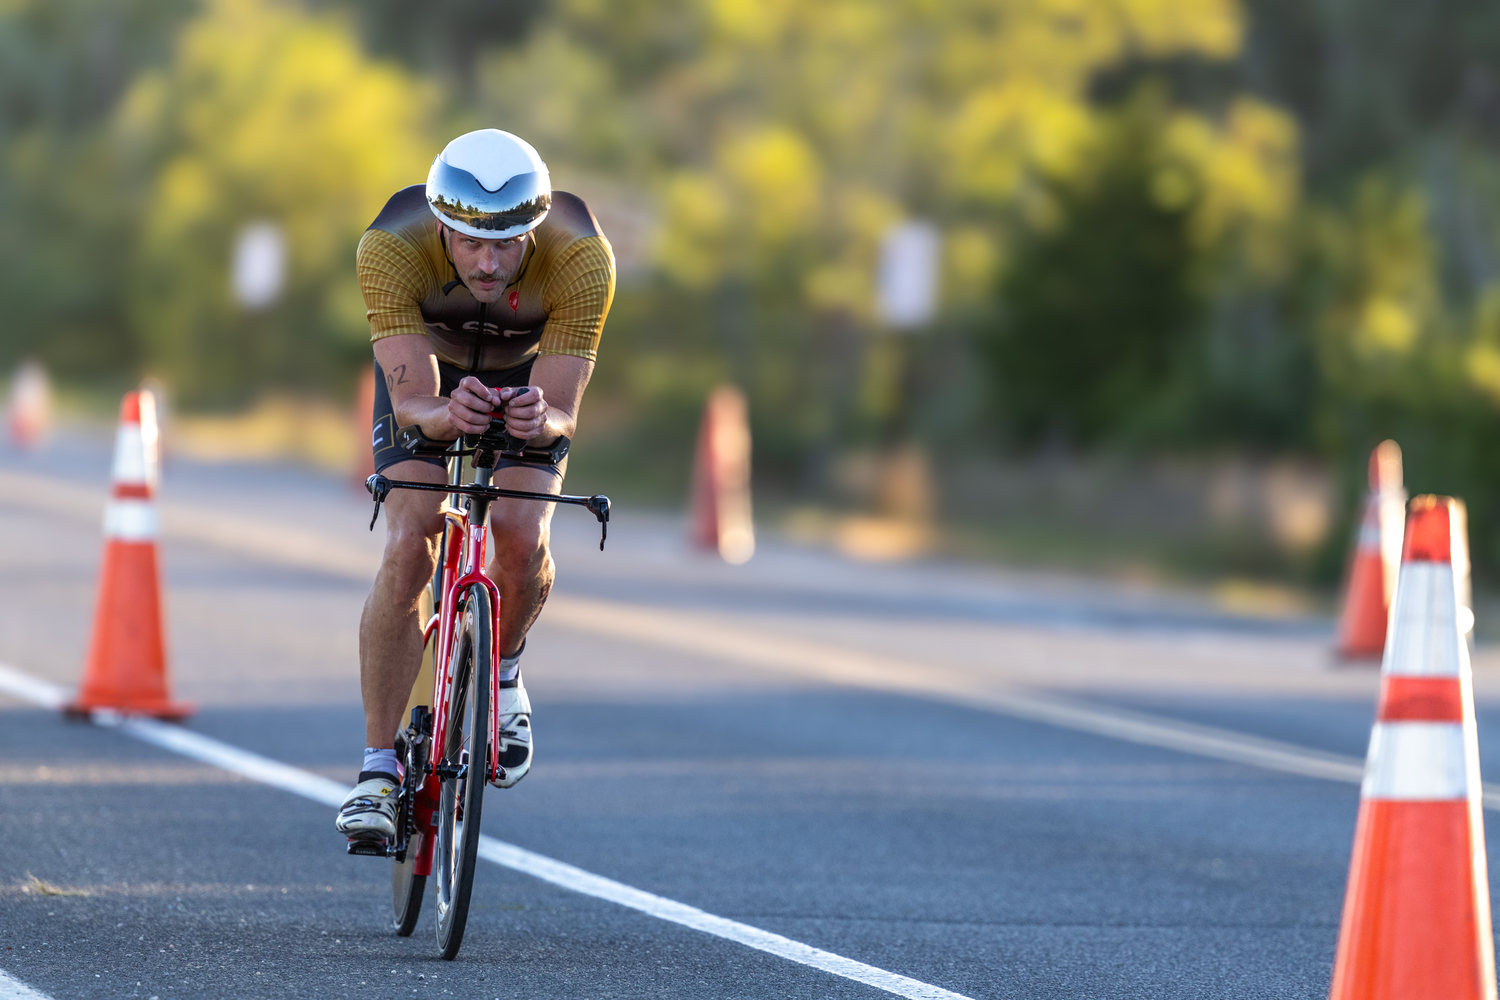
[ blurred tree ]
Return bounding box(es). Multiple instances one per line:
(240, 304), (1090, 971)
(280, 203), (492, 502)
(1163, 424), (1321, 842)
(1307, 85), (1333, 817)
(116, 0), (437, 404)
(475, 0), (1266, 479)
(0, 0), (197, 381)
(980, 89), (1202, 446)
(323, 0), (543, 84)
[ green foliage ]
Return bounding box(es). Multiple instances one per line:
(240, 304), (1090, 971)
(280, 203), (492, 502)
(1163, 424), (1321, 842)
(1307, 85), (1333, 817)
(7, 0), (1500, 575)
(980, 89), (1203, 446)
(0, 0), (438, 404)
(331, 0), (541, 82)
(117, 0), (437, 404)
(0, 0), (197, 382)
(470, 0), (1262, 491)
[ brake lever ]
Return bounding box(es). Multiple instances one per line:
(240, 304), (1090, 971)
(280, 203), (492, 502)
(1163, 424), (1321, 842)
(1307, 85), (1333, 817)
(366, 474), (391, 531)
(586, 495), (611, 550)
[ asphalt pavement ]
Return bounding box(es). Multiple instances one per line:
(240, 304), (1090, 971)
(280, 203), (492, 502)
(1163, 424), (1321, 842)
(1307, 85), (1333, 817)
(1, 430), (1496, 998)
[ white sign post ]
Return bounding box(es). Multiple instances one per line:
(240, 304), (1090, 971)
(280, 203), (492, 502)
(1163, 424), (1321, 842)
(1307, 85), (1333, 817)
(231, 221), (287, 311)
(876, 220), (940, 330)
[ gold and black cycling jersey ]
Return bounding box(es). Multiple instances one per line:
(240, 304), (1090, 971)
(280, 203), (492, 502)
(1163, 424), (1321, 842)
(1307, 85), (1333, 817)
(357, 185), (615, 372)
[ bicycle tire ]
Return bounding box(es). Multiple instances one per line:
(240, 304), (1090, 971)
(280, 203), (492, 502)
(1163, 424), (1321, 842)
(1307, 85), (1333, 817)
(433, 585), (492, 960)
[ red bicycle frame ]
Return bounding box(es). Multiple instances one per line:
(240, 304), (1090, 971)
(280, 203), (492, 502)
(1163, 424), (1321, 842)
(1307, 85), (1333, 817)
(362, 447), (609, 876)
(427, 502), (503, 785)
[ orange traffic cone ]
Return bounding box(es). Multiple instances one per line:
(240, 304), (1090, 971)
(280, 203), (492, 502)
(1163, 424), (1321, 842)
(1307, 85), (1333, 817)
(65, 390), (192, 719)
(1328, 494), (1494, 1000)
(688, 385), (755, 564)
(352, 361), (376, 487)
(1336, 441), (1407, 659)
(7, 359), (52, 449)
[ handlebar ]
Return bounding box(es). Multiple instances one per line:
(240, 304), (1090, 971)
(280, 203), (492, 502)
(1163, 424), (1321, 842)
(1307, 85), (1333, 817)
(366, 473), (611, 550)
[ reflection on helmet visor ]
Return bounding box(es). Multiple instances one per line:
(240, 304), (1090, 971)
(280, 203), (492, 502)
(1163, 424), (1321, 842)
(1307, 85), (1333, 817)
(426, 158), (551, 233)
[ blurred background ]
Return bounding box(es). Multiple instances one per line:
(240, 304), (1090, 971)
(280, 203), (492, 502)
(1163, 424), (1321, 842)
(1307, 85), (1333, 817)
(2, 0), (1498, 596)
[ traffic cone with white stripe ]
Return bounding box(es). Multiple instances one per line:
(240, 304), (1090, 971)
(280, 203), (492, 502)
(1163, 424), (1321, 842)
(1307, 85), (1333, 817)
(65, 390), (191, 719)
(1328, 494), (1493, 1000)
(1336, 441), (1407, 659)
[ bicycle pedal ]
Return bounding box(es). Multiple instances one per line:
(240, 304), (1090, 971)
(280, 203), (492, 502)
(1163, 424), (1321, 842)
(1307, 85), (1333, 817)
(345, 838), (391, 858)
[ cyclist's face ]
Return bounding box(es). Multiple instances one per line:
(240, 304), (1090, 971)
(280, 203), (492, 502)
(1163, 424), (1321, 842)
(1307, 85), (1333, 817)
(445, 229), (528, 303)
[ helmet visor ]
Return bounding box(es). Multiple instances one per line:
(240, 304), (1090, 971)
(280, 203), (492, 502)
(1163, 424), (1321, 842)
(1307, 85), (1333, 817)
(426, 157), (552, 236)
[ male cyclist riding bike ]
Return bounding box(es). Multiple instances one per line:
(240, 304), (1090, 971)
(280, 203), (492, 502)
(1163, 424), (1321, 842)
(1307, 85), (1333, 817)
(336, 129), (615, 841)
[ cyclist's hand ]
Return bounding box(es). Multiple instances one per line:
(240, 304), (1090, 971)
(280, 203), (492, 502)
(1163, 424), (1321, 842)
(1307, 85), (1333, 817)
(499, 386), (548, 441)
(449, 377), (502, 435)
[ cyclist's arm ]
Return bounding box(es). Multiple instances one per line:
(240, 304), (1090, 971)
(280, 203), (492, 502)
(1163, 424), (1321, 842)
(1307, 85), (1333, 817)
(493, 236), (610, 444)
(372, 334), (495, 439)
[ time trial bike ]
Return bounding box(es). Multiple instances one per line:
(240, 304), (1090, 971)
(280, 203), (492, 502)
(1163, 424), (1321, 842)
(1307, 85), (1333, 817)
(349, 407), (609, 960)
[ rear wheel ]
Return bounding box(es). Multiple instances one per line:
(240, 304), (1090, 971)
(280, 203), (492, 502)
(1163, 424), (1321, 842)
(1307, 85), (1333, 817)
(392, 591), (440, 936)
(434, 585), (492, 960)
(390, 798), (425, 931)
(390, 731), (428, 936)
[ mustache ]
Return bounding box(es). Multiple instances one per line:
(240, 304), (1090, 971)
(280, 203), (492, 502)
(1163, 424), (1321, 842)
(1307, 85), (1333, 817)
(470, 270), (507, 283)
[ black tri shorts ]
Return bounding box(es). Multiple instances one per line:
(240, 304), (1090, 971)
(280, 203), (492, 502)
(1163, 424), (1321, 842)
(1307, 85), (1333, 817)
(371, 356), (560, 477)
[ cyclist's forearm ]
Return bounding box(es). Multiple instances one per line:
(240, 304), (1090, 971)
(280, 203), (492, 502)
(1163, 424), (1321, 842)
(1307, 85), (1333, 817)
(395, 395), (464, 441)
(528, 407), (575, 448)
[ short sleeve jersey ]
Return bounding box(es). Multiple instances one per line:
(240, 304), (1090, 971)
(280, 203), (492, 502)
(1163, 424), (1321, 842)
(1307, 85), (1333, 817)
(356, 185), (615, 372)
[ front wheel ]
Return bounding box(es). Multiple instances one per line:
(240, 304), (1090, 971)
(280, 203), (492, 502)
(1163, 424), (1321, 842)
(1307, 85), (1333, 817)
(433, 585), (492, 960)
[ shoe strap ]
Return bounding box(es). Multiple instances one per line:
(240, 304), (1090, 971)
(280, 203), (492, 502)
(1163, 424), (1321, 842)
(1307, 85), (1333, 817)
(495, 683), (531, 716)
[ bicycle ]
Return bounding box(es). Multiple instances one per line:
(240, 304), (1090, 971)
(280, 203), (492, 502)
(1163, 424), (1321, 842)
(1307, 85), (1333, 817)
(349, 404), (609, 960)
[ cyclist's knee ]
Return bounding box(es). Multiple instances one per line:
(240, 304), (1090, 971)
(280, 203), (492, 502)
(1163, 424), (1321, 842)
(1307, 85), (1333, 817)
(492, 522), (549, 581)
(381, 518), (441, 593)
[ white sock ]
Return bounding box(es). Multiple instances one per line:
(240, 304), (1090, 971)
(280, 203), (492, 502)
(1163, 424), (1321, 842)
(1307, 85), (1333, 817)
(362, 747), (401, 780)
(497, 649), (522, 684)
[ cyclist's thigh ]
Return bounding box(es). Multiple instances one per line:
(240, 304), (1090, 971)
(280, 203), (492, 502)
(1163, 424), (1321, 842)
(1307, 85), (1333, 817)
(488, 460), (566, 550)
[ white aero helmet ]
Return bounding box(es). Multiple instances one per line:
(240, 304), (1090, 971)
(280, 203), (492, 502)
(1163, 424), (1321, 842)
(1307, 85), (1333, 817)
(425, 129), (552, 240)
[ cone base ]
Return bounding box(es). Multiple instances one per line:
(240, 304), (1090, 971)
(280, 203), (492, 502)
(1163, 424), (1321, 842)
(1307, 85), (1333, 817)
(1330, 798), (1494, 1000)
(62, 699), (195, 721)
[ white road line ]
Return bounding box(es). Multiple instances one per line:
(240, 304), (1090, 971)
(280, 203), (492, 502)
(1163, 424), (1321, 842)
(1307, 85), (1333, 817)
(0, 667), (66, 711)
(0, 968), (55, 1000)
(5, 659), (1500, 811)
(476, 838), (967, 1000)
(545, 596), (1381, 787)
(0, 664), (971, 1000)
(2, 659), (1500, 815)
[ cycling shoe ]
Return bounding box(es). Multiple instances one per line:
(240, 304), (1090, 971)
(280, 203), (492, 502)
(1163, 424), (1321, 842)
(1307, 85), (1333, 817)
(490, 675), (531, 788)
(335, 776), (399, 840)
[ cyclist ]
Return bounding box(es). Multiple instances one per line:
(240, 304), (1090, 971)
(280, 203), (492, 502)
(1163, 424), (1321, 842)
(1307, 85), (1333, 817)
(336, 129), (615, 841)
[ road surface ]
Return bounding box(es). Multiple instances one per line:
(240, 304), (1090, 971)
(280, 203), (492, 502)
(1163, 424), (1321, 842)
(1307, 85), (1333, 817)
(1, 431), (1495, 999)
